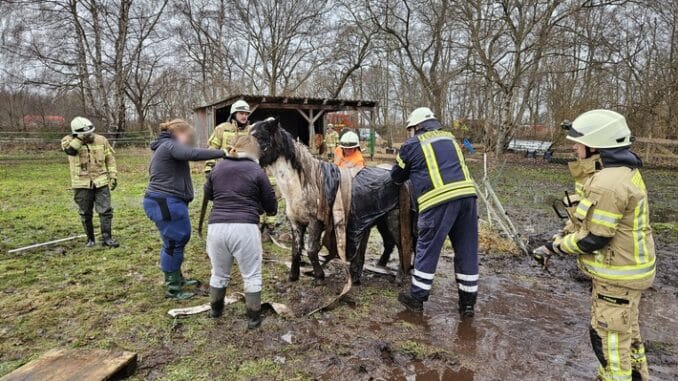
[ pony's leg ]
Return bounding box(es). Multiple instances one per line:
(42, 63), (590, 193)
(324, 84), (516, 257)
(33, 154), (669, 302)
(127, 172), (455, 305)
(350, 232), (369, 285)
(289, 222), (306, 282)
(306, 220), (325, 280)
(376, 213), (397, 267)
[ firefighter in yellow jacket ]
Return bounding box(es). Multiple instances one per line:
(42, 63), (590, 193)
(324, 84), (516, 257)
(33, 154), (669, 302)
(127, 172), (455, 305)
(61, 117), (119, 248)
(534, 110), (654, 381)
(204, 100), (252, 175)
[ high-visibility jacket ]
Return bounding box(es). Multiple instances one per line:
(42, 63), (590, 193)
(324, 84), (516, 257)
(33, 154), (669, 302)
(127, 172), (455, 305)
(569, 154), (602, 197)
(205, 121), (251, 171)
(325, 130), (339, 149)
(556, 166), (655, 289)
(61, 134), (117, 189)
(391, 124), (476, 212)
(562, 154), (602, 234)
(334, 147), (365, 169)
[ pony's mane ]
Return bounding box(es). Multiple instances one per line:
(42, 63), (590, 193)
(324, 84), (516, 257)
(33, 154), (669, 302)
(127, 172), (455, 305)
(278, 129), (322, 185)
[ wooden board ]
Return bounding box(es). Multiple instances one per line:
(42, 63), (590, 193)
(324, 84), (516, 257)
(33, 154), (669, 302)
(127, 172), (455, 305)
(1, 349), (137, 381)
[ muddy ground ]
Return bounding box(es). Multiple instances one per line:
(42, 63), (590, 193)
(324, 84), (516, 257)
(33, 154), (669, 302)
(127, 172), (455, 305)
(1, 150), (676, 380)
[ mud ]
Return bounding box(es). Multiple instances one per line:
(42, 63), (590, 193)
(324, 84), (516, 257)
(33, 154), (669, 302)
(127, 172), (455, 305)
(144, 160), (677, 380)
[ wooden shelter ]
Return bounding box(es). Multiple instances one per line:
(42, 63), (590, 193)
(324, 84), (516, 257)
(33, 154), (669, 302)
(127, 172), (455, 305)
(192, 94), (378, 149)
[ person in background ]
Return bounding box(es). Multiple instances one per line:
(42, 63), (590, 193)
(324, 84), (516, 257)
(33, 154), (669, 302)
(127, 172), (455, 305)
(203, 100), (252, 177)
(143, 119), (227, 300)
(391, 107), (478, 317)
(533, 110), (655, 381)
(205, 136), (277, 329)
(334, 131), (365, 169)
(325, 124), (339, 162)
(61, 117), (119, 248)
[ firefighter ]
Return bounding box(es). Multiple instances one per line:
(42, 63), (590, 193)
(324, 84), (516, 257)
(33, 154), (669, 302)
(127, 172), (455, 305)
(534, 109), (655, 381)
(533, 120), (603, 267)
(61, 117), (119, 248)
(391, 107), (478, 317)
(334, 131), (365, 169)
(203, 100), (252, 176)
(325, 124), (339, 162)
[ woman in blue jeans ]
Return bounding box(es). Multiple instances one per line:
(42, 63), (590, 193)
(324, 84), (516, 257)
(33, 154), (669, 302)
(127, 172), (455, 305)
(143, 119), (226, 299)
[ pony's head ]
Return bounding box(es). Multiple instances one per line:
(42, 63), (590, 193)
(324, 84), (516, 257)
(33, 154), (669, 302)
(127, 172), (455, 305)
(249, 117), (304, 175)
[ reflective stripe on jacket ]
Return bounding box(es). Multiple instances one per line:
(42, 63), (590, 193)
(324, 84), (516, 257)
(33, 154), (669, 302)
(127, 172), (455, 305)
(557, 167), (655, 288)
(205, 121), (251, 171)
(61, 134), (117, 189)
(391, 127), (476, 212)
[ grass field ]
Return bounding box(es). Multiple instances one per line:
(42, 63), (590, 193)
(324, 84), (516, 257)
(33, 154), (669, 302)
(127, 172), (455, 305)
(1, 148), (676, 380)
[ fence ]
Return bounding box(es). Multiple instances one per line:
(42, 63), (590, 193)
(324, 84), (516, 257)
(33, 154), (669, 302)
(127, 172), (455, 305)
(0, 131), (152, 149)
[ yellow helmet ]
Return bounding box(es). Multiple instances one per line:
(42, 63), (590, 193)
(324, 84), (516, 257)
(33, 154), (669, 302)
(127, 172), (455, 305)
(230, 100), (251, 115)
(566, 109), (632, 149)
(70, 117), (95, 134)
(339, 131), (360, 148)
(406, 107), (436, 128)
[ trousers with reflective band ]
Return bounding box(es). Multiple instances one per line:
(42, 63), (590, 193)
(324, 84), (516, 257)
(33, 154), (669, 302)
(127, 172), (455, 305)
(590, 281), (649, 381)
(411, 197), (478, 299)
(416, 131), (476, 212)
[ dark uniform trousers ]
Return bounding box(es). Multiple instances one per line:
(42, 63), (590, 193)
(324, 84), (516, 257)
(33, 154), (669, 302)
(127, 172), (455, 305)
(411, 196), (479, 300)
(73, 186), (113, 235)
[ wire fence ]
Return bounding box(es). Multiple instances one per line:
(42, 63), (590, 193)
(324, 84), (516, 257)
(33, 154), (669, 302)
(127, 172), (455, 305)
(0, 131), (152, 148)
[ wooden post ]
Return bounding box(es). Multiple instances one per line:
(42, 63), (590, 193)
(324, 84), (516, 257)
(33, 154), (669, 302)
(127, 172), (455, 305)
(296, 108), (324, 153)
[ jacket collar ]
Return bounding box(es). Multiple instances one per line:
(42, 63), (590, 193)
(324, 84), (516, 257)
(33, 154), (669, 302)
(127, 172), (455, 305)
(599, 147), (643, 169)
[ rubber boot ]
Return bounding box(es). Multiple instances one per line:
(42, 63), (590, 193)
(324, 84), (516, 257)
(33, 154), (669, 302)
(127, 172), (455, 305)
(82, 218), (96, 247)
(180, 272), (200, 287)
(164, 271), (195, 300)
(209, 287), (226, 318)
(458, 290), (477, 318)
(245, 292), (262, 330)
(100, 216), (119, 248)
(398, 291), (424, 312)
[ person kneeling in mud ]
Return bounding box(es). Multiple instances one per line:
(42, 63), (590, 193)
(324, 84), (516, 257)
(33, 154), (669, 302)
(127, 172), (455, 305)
(205, 137), (277, 329)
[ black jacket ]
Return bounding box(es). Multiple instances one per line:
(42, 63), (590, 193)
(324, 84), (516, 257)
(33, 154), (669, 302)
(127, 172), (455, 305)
(146, 132), (225, 202)
(205, 157), (277, 224)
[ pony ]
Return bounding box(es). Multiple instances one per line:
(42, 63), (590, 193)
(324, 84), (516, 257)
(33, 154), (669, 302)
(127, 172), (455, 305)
(245, 117), (413, 283)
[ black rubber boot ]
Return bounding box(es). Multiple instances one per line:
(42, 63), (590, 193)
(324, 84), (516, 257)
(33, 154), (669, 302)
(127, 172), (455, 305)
(458, 290), (477, 318)
(164, 271), (195, 300)
(100, 216), (119, 248)
(398, 291), (424, 312)
(209, 287), (226, 318)
(245, 292), (262, 329)
(83, 218), (96, 247)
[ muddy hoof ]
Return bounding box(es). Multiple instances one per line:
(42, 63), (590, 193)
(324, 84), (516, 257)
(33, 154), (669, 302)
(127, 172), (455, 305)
(288, 273), (300, 282)
(351, 278), (361, 286)
(313, 270), (325, 280)
(376, 259), (388, 267)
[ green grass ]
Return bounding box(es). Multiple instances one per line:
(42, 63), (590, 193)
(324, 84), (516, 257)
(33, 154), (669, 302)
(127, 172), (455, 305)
(0, 149), (301, 379)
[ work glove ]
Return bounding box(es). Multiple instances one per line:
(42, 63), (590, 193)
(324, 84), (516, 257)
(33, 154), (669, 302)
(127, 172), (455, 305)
(110, 178), (118, 191)
(69, 136), (84, 150)
(532, 245), (554, 268)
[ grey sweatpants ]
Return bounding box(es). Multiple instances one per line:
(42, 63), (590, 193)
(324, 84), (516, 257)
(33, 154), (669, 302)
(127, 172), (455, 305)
(206, 223), (263, 292)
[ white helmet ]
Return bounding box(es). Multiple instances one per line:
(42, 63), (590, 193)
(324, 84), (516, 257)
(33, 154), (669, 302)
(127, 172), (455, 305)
(230, 100), (251, 115)
(339, 131), (360, 148)
(406, 107), (436, 128)
(566, 109), (632, 149)
(70, 117), (95, 134)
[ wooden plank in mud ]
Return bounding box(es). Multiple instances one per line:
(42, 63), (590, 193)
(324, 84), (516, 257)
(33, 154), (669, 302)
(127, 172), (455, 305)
(0, 349), (137, 381)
